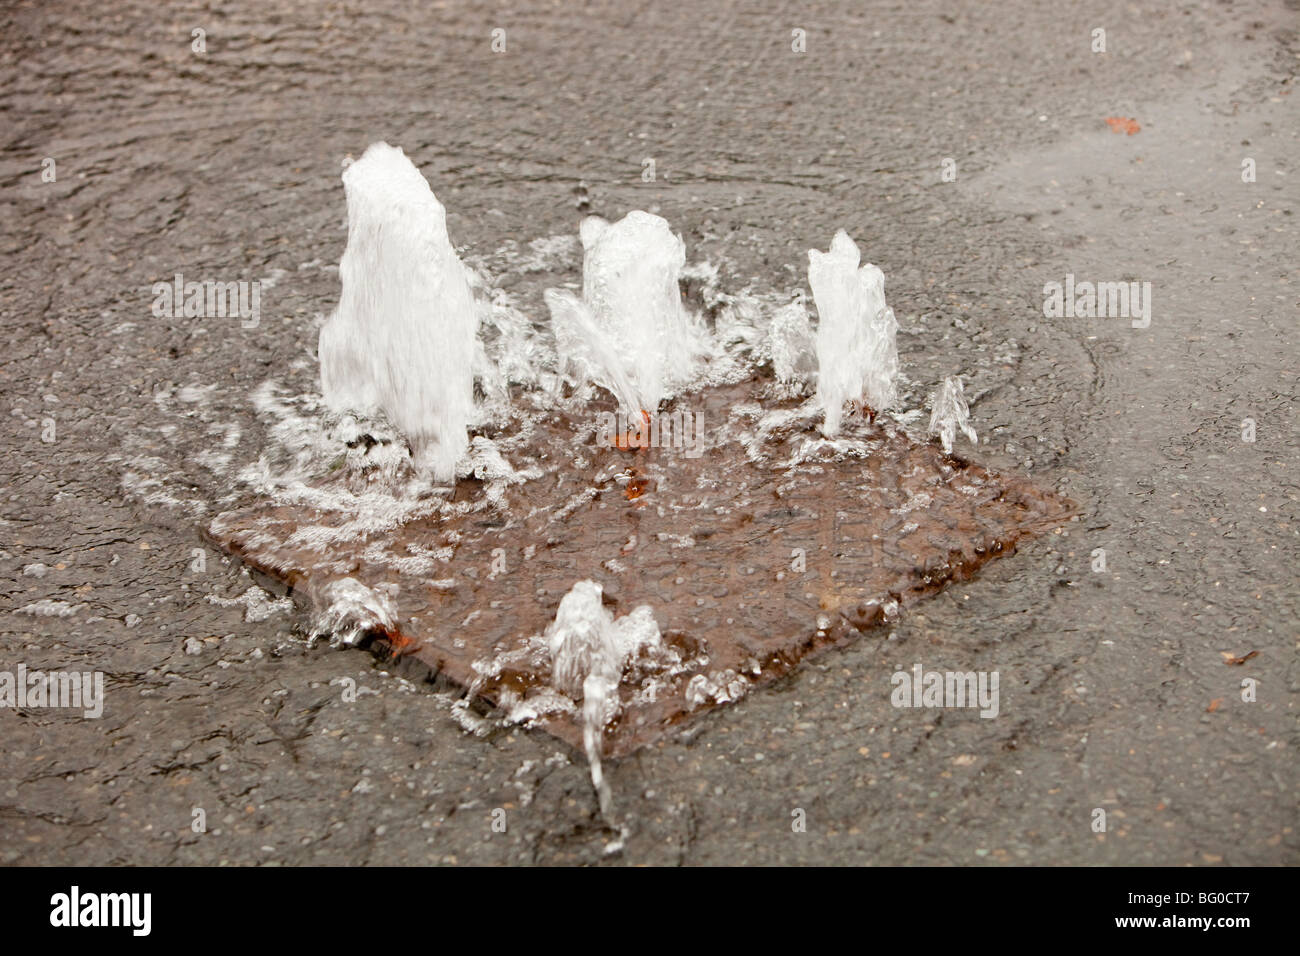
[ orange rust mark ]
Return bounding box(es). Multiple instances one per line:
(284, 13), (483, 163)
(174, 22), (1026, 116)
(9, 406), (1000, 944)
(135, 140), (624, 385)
(1104, 116), (1140, 135)
(848, 400), (877, 424)
(623, 465), (650, 500)
(384, 629), (417, 655)
(1222, 650), (1258, 666)
(611, 410), (653, 451)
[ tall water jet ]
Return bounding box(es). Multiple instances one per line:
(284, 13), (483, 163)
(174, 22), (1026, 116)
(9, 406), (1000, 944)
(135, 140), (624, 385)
(546, 580), (662, 819)
(547, 211), (702, 413)
(808, 230), (899, 436)
(319, 142), (478, 482)
(928, 375), (977, 454)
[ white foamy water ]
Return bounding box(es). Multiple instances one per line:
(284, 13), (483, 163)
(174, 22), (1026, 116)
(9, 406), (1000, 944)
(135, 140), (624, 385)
(17, 599), (80, 618)
(319, 142), (478, 482)
(206, 584), (295, 623)
(809, 230), (899, 436)
(766, 296), (816, 396)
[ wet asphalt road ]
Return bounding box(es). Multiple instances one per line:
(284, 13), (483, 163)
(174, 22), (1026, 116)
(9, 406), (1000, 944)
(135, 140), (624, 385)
(1, 0), (1296, 864)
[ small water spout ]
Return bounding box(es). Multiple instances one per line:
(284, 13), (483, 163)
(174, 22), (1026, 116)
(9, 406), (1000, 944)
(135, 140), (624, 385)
(766, 295), (816, 396)
(928, 375), (978, 454)
(307, 577), (399, 647)
(319, 142), (478, 482)
(546, 580), (661, 819)
(809, 230), (899, 436)
(547, 211), (703, 414)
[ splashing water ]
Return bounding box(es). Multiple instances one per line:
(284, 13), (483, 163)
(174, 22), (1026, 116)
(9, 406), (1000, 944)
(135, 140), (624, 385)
(206, 153), (1055, 820)
(544, 287), (641, 412)
(808, 230), (899, 436)
(318, 142), (478, 482)
(307, 577), (399, 647)
(765, 296), (816, 397)
(546, 580), (662, 818)
(927, 375), (978, 454)
(547, 211), (705, 414)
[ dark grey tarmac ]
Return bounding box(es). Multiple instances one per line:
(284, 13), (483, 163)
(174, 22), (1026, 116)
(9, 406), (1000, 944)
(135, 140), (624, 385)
(1, 0), (1295, 864)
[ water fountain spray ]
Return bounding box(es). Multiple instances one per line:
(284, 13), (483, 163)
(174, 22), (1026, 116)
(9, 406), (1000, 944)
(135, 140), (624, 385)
(319, 142), (478, 482)
(211, 142), (1076, 829)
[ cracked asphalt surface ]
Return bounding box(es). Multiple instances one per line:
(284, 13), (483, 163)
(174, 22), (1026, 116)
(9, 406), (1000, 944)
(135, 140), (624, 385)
(1, 0), (1296, 865)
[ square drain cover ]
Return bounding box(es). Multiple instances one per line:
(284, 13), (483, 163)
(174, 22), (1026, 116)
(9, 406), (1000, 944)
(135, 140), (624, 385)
(210, 383), (1075, 758)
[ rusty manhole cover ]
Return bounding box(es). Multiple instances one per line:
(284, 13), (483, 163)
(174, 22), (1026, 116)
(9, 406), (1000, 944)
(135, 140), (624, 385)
(209, 378), (1076, 759)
